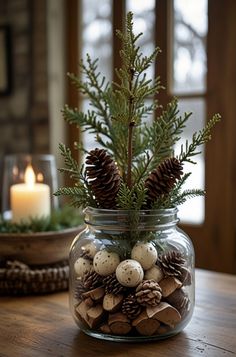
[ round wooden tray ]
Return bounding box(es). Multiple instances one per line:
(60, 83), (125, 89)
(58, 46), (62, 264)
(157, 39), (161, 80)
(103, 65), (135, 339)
(0, 225), (84, 265)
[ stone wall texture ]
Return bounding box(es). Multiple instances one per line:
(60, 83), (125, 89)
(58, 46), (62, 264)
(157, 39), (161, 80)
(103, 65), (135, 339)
(0, 0), (49, 201)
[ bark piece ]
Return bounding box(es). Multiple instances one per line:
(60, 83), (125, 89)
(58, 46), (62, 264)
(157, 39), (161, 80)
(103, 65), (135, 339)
(132, 310), (160, 336)
(159, 277), (182, 297)
(103, 293), (123, 312)
(82, 286), (105, 302)
(146, 302), (181, 328)
(108, 312), (132, 335)
(86, 304), (104, 328)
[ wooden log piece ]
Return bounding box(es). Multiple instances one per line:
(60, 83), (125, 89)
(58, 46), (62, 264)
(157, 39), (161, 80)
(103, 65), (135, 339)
(82, 286), (105, 302)
(146, 302), (181, 328)
(100, 324), (112, 334)
(103, 293), (123, 313)
(74, 300), (90, 326)
(159, 277), (182, 297)
(108, 312), (132, 335)
(86, 304), (105, 329)
(132, 311), (160, 336)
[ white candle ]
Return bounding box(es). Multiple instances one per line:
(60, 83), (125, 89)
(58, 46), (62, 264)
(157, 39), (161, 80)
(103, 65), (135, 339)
(10, 164), (51, 223)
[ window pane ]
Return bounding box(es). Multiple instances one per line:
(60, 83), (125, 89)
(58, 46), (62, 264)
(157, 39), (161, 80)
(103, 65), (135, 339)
(81, 0), (112, 81)
(126, 0), (155, 79)
(174, 99), (205, 224)
(172, 0), (208, 94)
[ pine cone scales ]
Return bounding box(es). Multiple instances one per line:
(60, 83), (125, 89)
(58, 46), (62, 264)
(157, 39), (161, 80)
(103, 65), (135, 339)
(145, 157), (183, 206)
(158, 250), (186, 279)
(122, 293), (142, 319)
(103, 273), (126, 295)
(135, 279), (162, 306)
(83, 270), (102, 290)
(86, 148), (121, 209)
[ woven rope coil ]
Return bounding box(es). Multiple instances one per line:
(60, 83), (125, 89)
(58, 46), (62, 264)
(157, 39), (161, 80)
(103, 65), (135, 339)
(0, 259), (69, 295)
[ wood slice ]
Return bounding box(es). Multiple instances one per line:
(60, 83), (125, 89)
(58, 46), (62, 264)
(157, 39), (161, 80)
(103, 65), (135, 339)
(132, 311), (160, 336)
(103, 293), (123, 312)
(87, 304), (104, 328)
(146, 302), (181, 328)
(82, 286), (105, 302)
(108, 312), (132, 334)
(159, 277), (182, 297)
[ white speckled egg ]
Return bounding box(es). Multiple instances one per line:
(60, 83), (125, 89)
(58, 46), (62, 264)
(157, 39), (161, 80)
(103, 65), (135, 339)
(116, 259), (144, 287)
(93, 250), (120, 276)
(144, 265), (164, 282)
(81, 242), (98, 259)
(74, 257), (93, 277)
(131, 242), (157, 270)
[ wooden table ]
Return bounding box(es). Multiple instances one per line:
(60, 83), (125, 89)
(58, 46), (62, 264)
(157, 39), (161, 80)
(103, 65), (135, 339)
(0, 269), (235, 357)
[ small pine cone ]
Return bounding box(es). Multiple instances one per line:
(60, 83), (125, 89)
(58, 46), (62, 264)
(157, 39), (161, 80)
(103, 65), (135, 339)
(83, 270), (103, 290)
(103, 273), (126, 295)
(86, 148), (121, 209)
(145, 158), (183, 207)
(74, 279), (86, 300)
(122, 293), (142, 320)
(158, 250), (186, 279)
(135, 279), (162, 307)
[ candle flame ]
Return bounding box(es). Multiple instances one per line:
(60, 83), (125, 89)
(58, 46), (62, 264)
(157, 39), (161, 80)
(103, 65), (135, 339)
(24, 164), (36, 186)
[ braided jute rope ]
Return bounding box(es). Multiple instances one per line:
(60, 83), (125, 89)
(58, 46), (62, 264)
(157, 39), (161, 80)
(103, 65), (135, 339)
(0, 259), (69, 295)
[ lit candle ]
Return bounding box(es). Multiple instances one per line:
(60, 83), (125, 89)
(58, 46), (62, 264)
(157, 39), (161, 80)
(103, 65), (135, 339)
(10, 164), (51, 223)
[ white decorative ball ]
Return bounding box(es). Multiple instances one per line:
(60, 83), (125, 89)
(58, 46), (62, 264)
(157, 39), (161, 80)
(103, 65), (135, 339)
(116, 259), (144, 287)
(93, 250), (120, 276)
(81, 242), (98, 259)
(74, 257), (93, 277)
(144, 265), (164, 282)
(131, 242), (157, 270)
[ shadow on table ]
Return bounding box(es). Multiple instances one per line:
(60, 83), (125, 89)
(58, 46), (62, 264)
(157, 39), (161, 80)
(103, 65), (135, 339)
(70, 330), (192, 357)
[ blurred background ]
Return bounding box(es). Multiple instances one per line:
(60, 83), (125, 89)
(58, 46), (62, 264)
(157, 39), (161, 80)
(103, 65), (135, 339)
(0, 0), (235, 274)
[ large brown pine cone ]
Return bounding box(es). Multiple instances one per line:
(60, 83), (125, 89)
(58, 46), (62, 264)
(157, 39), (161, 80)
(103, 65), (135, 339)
(145, 157), (183, 207)
(122, 293), (142, 319)
(103, 273), (126, 295)
(86, 148), (121, 209)
(158, 250), (186, 279)
(135, 279), (162, 307)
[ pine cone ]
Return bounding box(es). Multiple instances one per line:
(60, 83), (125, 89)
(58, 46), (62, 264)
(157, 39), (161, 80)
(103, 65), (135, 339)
(158, 250), (186, 279)
(74, 279), (86, 300)
(145, 157), (183, 207)
(103, 273), (126, 295)
(83, 270), (103, 290)
(122, 293), (142, 319)
(135, 279), (162, 307)
(86, 148), (121, 209)
(74, 271), (102, 300)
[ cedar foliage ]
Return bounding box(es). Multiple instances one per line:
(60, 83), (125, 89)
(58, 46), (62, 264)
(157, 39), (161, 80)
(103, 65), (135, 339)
(55, 12), (220, 211)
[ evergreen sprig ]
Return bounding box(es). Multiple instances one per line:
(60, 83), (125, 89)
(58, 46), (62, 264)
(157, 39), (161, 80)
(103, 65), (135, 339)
(56, 11), (221, 211)
(0, 207), (83, 234)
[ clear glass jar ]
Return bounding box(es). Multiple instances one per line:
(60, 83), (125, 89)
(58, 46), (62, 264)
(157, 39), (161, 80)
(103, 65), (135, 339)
(69, 207), (194, 342)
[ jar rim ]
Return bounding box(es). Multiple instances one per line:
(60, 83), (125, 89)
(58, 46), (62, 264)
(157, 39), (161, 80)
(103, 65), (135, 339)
(83, 206), (179, 230)
(84, 206), (178, 215)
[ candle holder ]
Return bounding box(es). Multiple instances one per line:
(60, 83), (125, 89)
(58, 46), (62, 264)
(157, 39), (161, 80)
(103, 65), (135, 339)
(1, 154), (59, 220)
(0, 154), (85, 295)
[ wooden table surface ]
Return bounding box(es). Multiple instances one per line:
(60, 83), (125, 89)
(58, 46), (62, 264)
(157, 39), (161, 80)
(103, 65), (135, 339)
(0, 269), (235, 357)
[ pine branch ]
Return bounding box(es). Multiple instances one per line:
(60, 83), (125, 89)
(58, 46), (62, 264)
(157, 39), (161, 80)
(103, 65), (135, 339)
(178, 113), (221, 164)
(169, 189), (206, 206)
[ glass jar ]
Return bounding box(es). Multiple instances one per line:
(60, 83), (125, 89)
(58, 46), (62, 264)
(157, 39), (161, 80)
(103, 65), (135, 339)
(69, 207), (194, 342)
